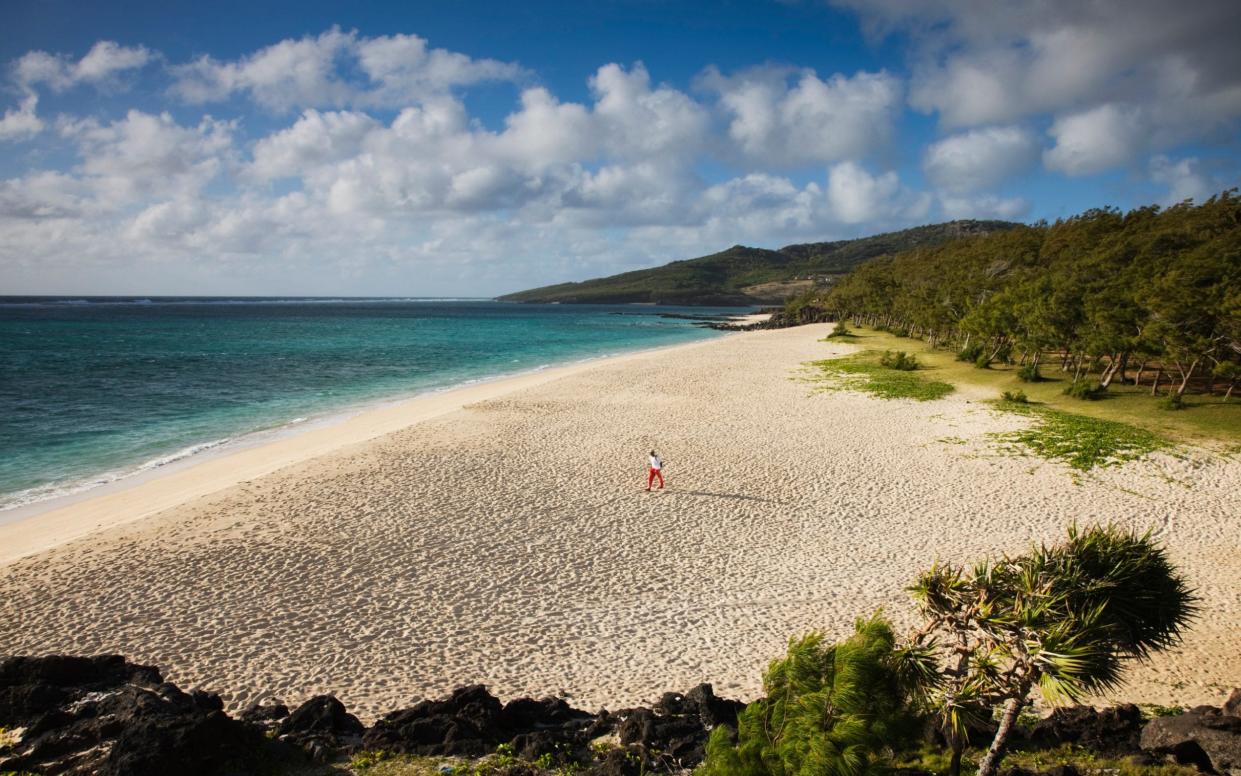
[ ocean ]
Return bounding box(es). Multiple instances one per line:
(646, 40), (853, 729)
(0, 297), (746, 512)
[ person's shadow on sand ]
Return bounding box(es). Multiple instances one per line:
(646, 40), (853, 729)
(676, 490), (782, 504)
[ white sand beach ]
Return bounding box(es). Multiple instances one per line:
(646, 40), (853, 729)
(0, 324), (1237, 721)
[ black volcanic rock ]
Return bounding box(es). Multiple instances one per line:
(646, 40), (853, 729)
(276, 694), (364, 760)
(1029, 704), (1144, 755)
(363, 684), (594, 757)
(239, 699), (289, 725)
(1142, 697), (1241, 775)
(0, 656), (284, 776)
(606, 684), (743, 769)
(0, 654), (163, 726)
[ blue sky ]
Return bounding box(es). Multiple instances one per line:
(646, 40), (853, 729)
(2, 0), (1239, 296)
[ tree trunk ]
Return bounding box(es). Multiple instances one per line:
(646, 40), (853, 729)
(1100, 351), (1128, 389)
(977, 697), (1024, 776)
(1151, 367), (1163, 396)
(1133, 359), (1147, 386)
(1175, 359), (1200, 397)
(949, 739), (964, 776)
(1226, 379), (1236, 401)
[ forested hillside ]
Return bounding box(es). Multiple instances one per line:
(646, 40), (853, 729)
(790, 193), (1241, 402)
(498, 220), (1016, 305)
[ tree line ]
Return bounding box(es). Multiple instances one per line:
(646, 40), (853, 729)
(786, 191), (1241, 404)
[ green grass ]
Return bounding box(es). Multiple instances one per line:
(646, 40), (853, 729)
(808, 350), (955, 401)
(892, 742), (1197, 776)
(825, 325), (1241, 446)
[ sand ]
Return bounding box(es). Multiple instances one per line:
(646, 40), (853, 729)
(0, 323), (1237, 721)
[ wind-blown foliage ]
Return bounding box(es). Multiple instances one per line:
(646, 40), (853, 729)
(903, 525), (1198, 776)
(799, 193), (1241, 400)
(700, 614), (919, 776)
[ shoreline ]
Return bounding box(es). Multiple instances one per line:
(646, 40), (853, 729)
(0, 333), (728, 565)
(0, 322), (1236, 721)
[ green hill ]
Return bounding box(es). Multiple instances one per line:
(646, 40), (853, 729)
(498, 220), (1019, 305)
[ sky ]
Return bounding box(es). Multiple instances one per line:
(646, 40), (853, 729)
(1, 0), (1239, 297)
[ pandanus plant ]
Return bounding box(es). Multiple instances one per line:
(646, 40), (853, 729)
(898, 525), (1198, 776)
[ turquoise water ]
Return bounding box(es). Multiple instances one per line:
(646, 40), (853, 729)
(0, 298), (743, 511)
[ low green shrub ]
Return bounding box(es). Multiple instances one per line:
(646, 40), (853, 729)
(957, 342), (984, 362)
(880, 350), (919, 370)
(699, 614), (918, 776)
(828, 321), (852, 338)
(891, 327), (911, 338)
(1063, 380), (1104, 400)
(1016, 363), (1042, 382)
(1159, 393), (1186, 410)
(974, 353), (992, 369)
(1002, 389), (1029, 403)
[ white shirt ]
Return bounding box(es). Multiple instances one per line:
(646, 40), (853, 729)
(649, 455), (662, 470)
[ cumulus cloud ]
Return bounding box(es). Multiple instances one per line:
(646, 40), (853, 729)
(699, 65), (901, 167)
(1043, 104), (1146, 176)
(938, 193), (1030, 220)
(15, 41), (153, 92)
(1, 33), (948, 295)
(827, 161), (930, 224)
(590, 63), (709, 159)
(923, 126), (1039, 192)
(60, 110), (236, 203)
(833, 0), (1241, 176)
(1149, 155), (1215, 205)
(835, 0), (1241, 122)
(170, 27), (525, 111)
(0, 94), (43, 140)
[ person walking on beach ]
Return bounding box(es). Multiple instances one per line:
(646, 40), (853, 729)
(646, 450), (664, 491)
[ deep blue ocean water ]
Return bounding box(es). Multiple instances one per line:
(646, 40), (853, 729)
(0, 297), (745, 511)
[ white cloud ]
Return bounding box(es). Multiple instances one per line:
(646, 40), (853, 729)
(833, 0), (1241, 178)
(700, 66), (901, 167)
(15, 41), (153, 91)
(170, 27), (525, 111)
(1, 35), (952, 295)
(827, 161), (930, 224)
(836, 0), (1241, 124)
(248, 110), (379, 182)
(1149, 155), (1214, 205)
(923, 126), (1039, 192)
(1043, 104), (1145, 176)
(590, 63), (709, 159)
(938, 193), (1029, 220)
(61, 110), (236, 203)
(0, 94), (43, 140)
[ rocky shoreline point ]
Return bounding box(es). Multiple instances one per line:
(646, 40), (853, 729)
(1, 655), (1239, 776)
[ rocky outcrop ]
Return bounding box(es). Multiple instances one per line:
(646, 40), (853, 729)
(1142, 693), (1241, 775)
(277, 694), (365, 761)
(0, 654), (745, 774)
(1029, 704), (1145, 755)
(0, 655), (286, 776)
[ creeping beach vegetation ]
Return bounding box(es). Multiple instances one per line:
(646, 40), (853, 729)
(991, 400), (1168, 471)
(808, 351), (954, 401)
